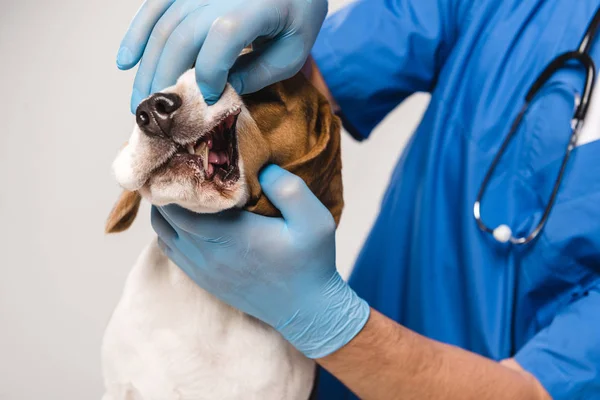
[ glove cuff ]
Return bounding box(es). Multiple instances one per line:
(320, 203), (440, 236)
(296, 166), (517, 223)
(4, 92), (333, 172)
(276, 272), (371, 359)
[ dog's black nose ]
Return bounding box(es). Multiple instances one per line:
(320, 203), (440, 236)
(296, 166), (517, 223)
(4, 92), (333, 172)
(135, 93), (182, 137)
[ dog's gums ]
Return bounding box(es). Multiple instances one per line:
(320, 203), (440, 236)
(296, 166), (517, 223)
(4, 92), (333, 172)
(176, 108), (241, 184)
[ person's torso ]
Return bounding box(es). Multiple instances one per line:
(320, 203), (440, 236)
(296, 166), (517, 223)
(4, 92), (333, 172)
(321, 0), (600, 397)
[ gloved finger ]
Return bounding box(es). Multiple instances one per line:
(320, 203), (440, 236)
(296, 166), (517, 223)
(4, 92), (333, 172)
(195, 6), (283, 104)
(150, 6), (214, 94)
(156, 236), (203, 279)
(157, 204), (272, 239)
(154, 212), (209, 278)
(130, 1), (207, 111)
(130, 33), (165, 112)
(151, 206), (179, 243)
(258, 164), (335, 235)
(117, 0), (176, 70)
(156, 236), (172, 255)
(158, 239), (213, 290)
(228, 34), (306, 95)
(142, 0), (207, 94)
(158, 204), (240, 236)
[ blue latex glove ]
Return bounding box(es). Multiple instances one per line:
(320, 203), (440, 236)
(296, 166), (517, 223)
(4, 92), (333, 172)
(117, 0), (327, 111)
(151, 165), (370, 358)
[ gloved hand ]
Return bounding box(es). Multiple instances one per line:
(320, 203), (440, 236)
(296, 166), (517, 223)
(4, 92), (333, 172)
(151, 165), (370, 359)
(117, 0), (328, 111)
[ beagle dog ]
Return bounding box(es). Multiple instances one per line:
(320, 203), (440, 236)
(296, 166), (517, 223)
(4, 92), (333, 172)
(101, 68), (343, 400)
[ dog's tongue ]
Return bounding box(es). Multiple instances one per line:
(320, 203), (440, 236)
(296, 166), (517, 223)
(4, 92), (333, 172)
(206, 150), (229, 179)
(208, 151), (228, 165)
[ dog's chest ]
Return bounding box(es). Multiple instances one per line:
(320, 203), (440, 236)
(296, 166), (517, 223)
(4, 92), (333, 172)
(101, 240), (314, 400)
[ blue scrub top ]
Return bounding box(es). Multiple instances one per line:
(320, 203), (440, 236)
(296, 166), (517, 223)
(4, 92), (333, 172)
(312, 0), (600, 398)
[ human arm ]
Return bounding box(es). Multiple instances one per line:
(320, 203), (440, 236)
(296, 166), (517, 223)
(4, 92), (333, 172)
(317, 308), (550, 400)
(326, 281), (600, 399)
(302, 0), (475, 140)
(152, 165), (552, 399)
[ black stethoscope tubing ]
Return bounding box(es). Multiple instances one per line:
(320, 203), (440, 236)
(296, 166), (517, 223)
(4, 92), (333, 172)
(473, 7), (600, 245)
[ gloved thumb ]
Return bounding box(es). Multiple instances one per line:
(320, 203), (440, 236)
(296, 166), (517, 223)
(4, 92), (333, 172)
(259, 165), (335, 234)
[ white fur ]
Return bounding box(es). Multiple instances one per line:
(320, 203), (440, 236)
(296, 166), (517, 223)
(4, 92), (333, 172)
(101, 241), (314, 400)
(138, 156), (249, 214)
(112, 129), (145, 191)
(103, 70), (315, 399)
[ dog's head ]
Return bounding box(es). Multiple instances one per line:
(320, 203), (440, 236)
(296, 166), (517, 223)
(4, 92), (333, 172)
(106, 69), (343, 233)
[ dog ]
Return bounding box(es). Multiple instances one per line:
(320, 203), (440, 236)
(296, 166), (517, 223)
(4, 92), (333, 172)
(101, 68), (343, 400)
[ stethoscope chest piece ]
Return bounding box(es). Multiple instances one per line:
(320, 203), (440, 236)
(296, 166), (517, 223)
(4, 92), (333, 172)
(473, 8), (600, 245)
(492, 225), (512, 244)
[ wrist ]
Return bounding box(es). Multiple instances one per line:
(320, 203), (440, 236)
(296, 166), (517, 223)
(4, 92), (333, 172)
(276, 271), (370, 359)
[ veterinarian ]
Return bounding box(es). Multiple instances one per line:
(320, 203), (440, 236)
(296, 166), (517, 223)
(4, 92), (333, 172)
(118, 0), (600, 398)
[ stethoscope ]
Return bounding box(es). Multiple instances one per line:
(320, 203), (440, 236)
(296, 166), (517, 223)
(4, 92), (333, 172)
(473, 7), (600, 245)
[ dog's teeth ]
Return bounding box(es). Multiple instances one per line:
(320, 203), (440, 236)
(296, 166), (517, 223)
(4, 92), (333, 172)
(186, 144), (195, 155)
(195, 142), (206, 156)
(195, 142), (209, 171)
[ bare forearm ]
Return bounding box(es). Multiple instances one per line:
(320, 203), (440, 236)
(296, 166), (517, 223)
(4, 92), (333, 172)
(317, 309), (550, 400)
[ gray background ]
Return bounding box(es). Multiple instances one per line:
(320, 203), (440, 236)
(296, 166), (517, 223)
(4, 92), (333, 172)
(0, 0), (428, 398)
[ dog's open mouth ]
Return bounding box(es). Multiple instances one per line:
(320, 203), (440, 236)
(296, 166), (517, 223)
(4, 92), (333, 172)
(175, 108), (241, 185)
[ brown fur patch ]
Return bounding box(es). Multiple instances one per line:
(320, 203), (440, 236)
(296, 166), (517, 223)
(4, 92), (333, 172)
(241, 73), (344, 225)
(106, 73), (343, 232)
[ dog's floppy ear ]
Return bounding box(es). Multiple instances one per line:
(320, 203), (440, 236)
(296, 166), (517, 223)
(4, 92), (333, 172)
(243, 73), (344, 226)
(105, 190), (142, 234)
(282, 88), (344, 226)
